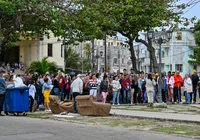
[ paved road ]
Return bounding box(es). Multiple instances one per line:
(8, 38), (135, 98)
(0, 116), (193, 140)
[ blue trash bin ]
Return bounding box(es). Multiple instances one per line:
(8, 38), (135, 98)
(4, 87), (29, 115)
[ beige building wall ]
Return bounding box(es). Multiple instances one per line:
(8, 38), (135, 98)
(15, 33), (65, 69)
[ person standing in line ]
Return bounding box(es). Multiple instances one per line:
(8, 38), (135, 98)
(64, 75), (71, 100)
(146, 74), (154, 107)
(174, 71), (183, 104)
(43, 78), (52, 112)
(71, 74), (83, 113)
(96, 73), (102, 97)
(122, 74), (131, 104)
(130, 68), (136, 104)
(53, 76), (60, 99)
(138, 74), (146, 103)
(100, 75), (109, 103)
(28, 80), (36, 112)
(191, 70), (199, 104)
(111, 76), (121, 105)
(88, 74), (98, 98)
(0, 70), (6, 116)
(167, 71), (175, 103)
(59, 73), (66, 101)
(159, 73), (167, 103)
(35, 79), (43, 110)
(184, 74), (193, 104)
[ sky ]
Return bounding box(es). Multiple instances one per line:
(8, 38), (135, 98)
(118, 0), (200, 41)
(180, 0), (200, 19)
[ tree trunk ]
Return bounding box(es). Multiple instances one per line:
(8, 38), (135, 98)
(135, 36), (158, 73)
(128, 38), (138, 73)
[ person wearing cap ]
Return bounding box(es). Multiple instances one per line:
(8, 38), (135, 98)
(71, 74), (83, 113)
(191, 70), (199, 104)
(0, 69), (6, 116)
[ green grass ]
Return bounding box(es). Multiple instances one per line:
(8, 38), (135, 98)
(153, 125), (200, 136)
(27, 113), (50, 119)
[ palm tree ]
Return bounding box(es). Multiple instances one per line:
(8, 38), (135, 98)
(83, 43), (92, 59)
(65, 46), (81, 73)
(28, 57), (57, 74)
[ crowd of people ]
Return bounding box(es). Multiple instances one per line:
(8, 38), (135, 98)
(0, 68), (200, 115)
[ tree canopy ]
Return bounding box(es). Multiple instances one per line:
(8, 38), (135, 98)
(188, 20), (200, 65)
(75, 0), (185, 72)
(0, 0), (77, 47)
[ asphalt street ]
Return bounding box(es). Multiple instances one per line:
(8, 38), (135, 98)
(0, 116), (193, 140)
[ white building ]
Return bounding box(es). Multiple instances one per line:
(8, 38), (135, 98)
(135, 29), (199, 75)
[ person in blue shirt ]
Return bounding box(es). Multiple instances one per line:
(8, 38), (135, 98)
(0, 69), (6, 116)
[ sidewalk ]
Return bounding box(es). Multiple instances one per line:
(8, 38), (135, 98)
(110, 109), (200, 123)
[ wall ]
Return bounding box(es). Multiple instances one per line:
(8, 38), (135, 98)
(15, 33), (65, 69)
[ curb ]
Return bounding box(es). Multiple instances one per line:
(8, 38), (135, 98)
(110, 113), (200, 124)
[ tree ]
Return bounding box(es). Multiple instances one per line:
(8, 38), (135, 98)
(65, 46), (81, 73)
(189, 20), (200, 65)
(76, 0), (185, 72)
(28, 57), (57, 74)
(0, 0), (76, 48)
(83, 43), (92, 59)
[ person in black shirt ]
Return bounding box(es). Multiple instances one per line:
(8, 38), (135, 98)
(191, 70), (199, 103)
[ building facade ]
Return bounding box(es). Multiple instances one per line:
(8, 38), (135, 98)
(135, 29), (198, 75)
(74, 37), (132, 73)
(14, 33), (65, 69)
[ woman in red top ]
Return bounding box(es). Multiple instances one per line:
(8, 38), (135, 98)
(122, 74), (131, 104)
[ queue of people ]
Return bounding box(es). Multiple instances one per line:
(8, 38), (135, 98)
(0, 68), (200, 116)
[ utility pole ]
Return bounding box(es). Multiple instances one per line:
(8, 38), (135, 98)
(137, 45), (140, 70)
(104, 34), (107, 72)
(96, 47), (99, 72)
(91, 40), (95, 73)
(81, 42), (83, 74)
(118, 46), (120, 72)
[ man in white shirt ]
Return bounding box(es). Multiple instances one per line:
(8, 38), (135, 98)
(28, 81), (36, 112)
(71, 74), (83, 113)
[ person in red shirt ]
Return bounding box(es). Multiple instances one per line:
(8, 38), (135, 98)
(174, 71), (183, 103)
(122, 74), (131, 104)
(59, 72), (66, 101)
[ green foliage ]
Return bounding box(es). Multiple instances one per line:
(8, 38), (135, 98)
(188, 21), (200, 65)
(65, 46), (81, 73)
(83, 43), (91, 59)
(0, 0), (76, 47)
(28, 57), (57, 74)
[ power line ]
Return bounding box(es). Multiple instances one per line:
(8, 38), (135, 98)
(184, 0), (200, 14)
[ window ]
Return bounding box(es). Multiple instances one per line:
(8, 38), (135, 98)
(145, 51), (147, 57)
(117, 42), (120, 46)
(108, 42), (110, 46)
(98, 41), (100, 46)
(48, 44), (53, 57)
(111, 42), (113, 46)
(176, 32), (182, 40)
(113, 58), (118, 65)
(175, 64), (183, 72)
(122, 58), (125, 64)
(162, 51), (165, 58)
(170, 64), (172, 71)
(61, 45), (64, 57)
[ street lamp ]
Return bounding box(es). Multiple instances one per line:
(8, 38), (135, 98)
(147, 28), (172, 103)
